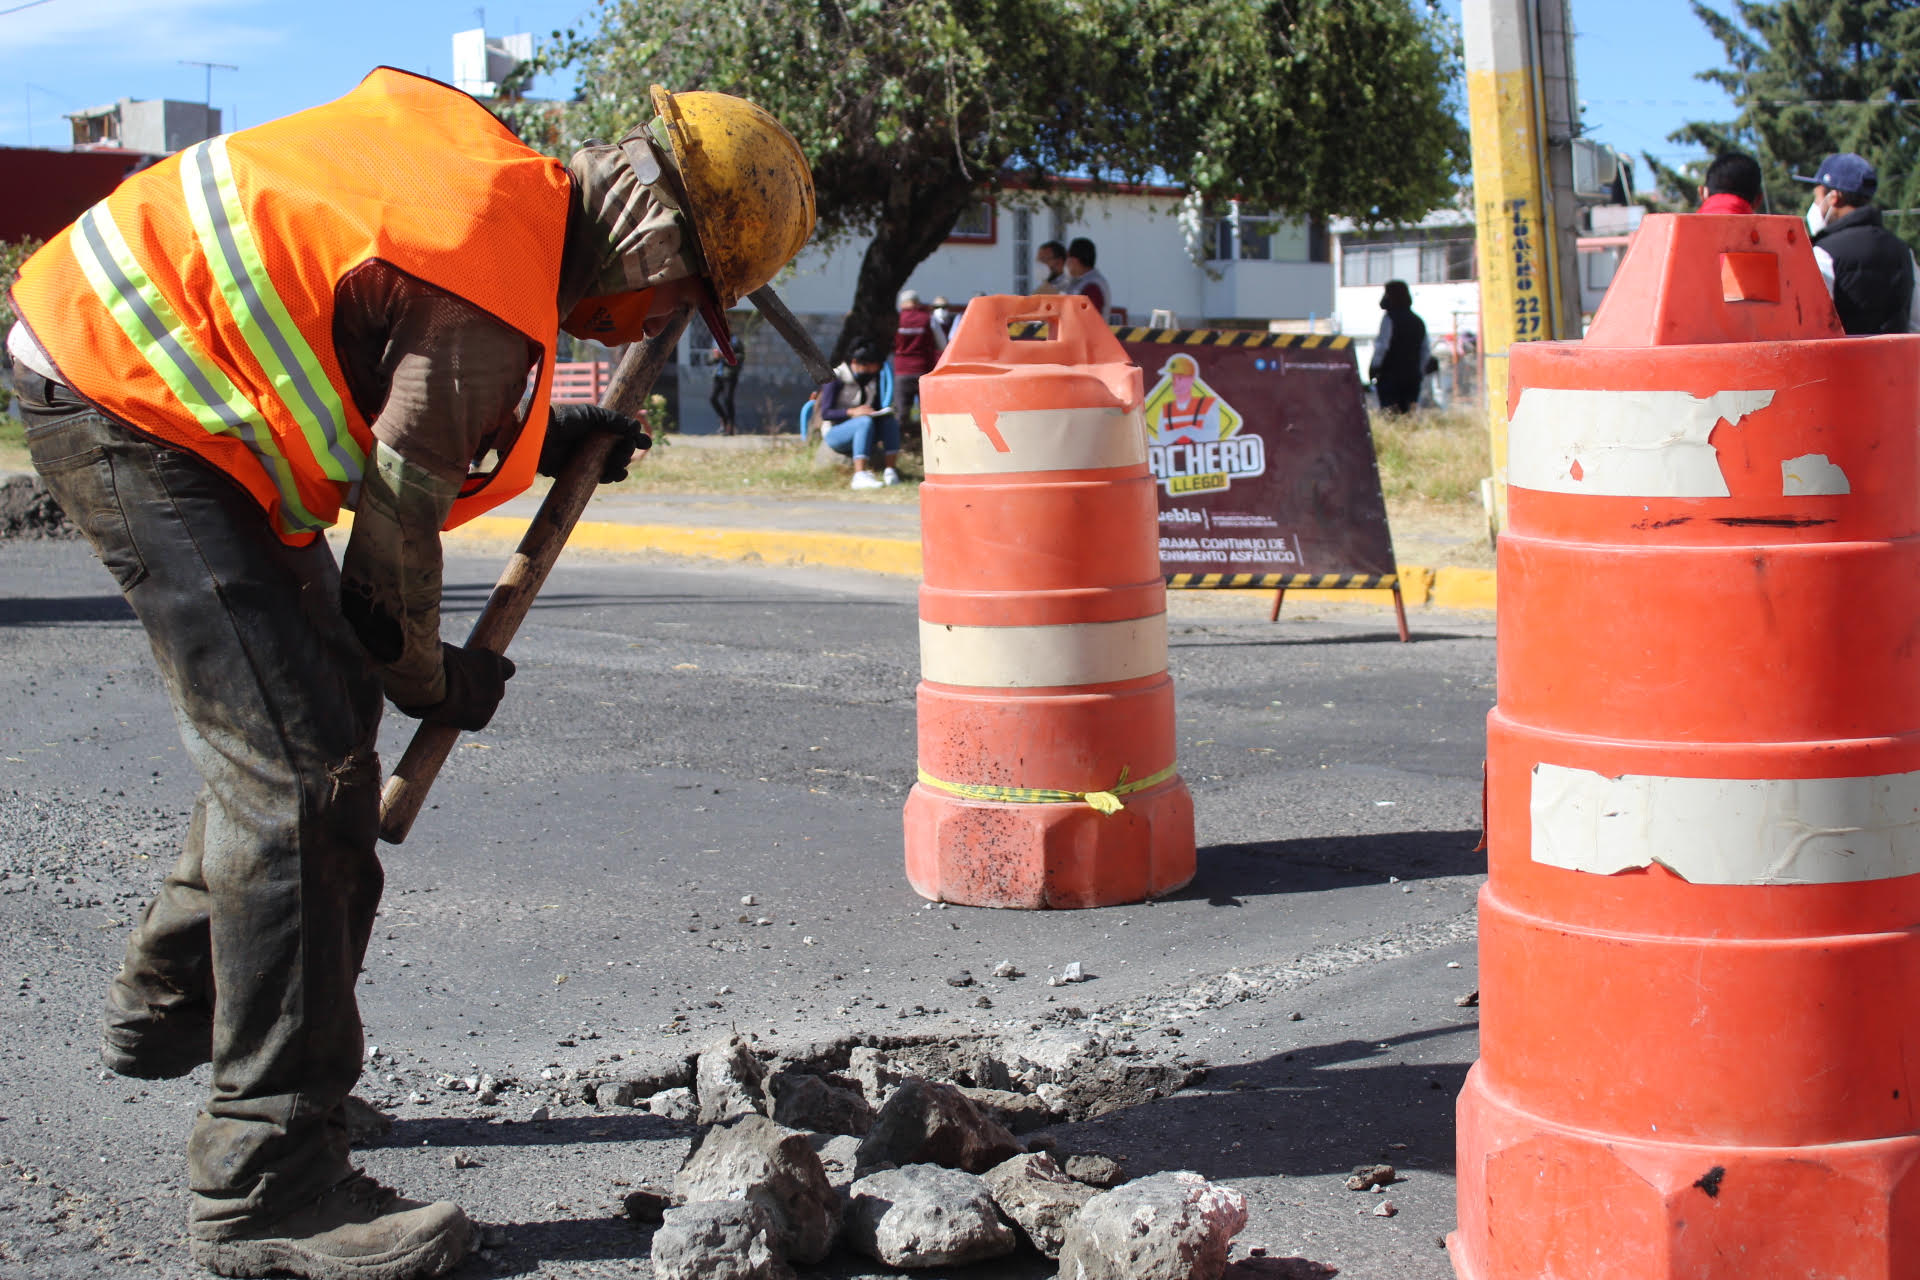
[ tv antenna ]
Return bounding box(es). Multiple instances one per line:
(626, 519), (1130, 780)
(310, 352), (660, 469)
(180, 59), (238, 108)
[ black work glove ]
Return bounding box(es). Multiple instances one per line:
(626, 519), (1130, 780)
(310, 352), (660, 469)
(396, 642), (517, 730)
(540, 404), (652, 484)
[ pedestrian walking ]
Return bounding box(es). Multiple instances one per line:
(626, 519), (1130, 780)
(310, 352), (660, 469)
(1797, 153), (1917, 335)
(5, 69), (815, 1280)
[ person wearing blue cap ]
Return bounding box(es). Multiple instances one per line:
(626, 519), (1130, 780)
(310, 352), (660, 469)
(1795, 152), (1917, 334)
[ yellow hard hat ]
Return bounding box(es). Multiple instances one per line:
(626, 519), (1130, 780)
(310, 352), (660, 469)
(650, 85), (817, 307)
(1161, 353), (1198, 377)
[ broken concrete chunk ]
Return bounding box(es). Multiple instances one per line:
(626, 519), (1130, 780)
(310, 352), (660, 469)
(650, 1201), (795, 1280)
(848, 1045), (906, 1107)
(589, 1079), (637, 1109)
(992, 960), (1023, 979)
(649, 1087), (697, 1122)
(806, 1132), (867, 1193)
(622, 1186), (673, 1223)
(957, 1086), (1057, 1134)
(856, 1077), (1026, 1175)
(769, 1071), (874, 1136)
(983, 1151), (1094, 1260)
(697, 1033), (769, 1125)
(1058, 1171), (1249, 1280)
(673, 1114), (840, 1265)
(1345, 1164), (1396, 1192)
(1064, 1153), (1127, 1188)
(845, 1165), (1017, 1268)
(1372, 1200), (1397, 1218)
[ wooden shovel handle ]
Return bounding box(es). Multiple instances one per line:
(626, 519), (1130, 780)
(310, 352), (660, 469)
(377, 306), (694, 844)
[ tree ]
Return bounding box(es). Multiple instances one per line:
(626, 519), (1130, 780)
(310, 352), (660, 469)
(544, 0), (1467, 360)
(1655, 0), (1920, 241)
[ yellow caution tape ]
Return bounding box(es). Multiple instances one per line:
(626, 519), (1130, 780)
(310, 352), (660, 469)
(914, 763), (1179, 815)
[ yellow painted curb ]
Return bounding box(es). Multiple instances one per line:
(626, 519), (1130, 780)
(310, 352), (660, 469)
(439, 514), (926, 577)
(341, 511), (1493, 607)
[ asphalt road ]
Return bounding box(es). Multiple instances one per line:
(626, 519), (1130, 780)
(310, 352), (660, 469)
(0, 537), (1494, 1280)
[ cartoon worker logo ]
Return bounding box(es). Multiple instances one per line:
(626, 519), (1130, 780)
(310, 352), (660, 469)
(1146, 353), (1240, 446)
(1142, 350), (1263, 497)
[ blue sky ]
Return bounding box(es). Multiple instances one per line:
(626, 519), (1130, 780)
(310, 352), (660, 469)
(1, 0), (1736, 181)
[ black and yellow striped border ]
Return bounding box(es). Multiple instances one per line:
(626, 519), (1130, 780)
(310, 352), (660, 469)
(1007, 323), (1351, 348)
(1168, 572), (1397, 590)
(1114, 327), (1352, 349)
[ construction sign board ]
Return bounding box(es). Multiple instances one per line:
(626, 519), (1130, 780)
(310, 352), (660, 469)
(1113, 327), (1399, 590)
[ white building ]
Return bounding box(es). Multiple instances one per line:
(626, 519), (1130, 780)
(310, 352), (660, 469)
(773, 183), (1333, 331)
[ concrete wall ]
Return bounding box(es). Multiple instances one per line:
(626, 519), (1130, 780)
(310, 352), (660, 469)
(118, 100), (219, 155)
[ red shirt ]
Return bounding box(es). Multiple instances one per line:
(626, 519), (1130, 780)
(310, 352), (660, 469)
(1699, 192), (1754, 215)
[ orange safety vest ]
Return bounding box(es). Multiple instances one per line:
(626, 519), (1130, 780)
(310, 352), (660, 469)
(11, 67), (571, 544)
(1160, 394), (1215, 441)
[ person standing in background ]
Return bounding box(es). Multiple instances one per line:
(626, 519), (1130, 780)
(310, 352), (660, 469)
(1796, 153), (1917, 335)
(1369, 279), (1430, 414)
(890, 289), (943, 440)
(1698, 151), (1763, 215)
(1061, 237), (1109, 318)
(1033, 240), (1068, 294)
(709, 334), (743, 435)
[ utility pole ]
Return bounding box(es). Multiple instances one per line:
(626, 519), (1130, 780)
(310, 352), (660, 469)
(1462, 0), (1581, 535)
(180, 59), (238, 110)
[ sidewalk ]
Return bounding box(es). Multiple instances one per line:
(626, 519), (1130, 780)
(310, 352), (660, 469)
(465, 483), (1499, 611)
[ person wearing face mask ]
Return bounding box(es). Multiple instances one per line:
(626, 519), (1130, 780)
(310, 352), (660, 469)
(5, 68), (814, 1280)
(1795, 152), (1917, 335)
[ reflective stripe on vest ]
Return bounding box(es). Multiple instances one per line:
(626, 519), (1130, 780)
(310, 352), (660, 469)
(68, 202), (325, 534)
(180, 137), (363, 485)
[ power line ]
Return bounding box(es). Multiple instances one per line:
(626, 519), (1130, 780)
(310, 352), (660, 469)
(0, 0), (59, 15)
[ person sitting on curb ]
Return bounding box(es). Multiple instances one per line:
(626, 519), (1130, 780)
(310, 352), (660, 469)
(819, 339), (899, 488)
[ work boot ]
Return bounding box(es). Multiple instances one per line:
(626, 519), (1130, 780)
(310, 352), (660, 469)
(189, 1172), (473, 1280)
(100, 980), (213, 1079)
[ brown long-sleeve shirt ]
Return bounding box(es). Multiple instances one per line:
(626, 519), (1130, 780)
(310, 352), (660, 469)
(338, 134), (694, 708)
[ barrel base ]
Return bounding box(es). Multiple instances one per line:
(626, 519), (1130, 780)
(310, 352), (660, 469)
(902, 776), (1195, 909)
(1450, 1065), (1920, 1280)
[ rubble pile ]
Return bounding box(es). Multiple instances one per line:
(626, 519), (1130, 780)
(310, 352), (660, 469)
(618, 1031), (1244, 1278)
(0, 475), (75, 541)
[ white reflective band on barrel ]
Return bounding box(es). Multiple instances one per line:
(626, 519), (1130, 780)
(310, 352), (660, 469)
(180, 136), (362, 485)
(1531, 762), (1920, 885)
(920, 616), (1168, 688)
(67, 202), (325, 533)
(924, 406), (1147, 476)
(1507, 387), (1776, 498)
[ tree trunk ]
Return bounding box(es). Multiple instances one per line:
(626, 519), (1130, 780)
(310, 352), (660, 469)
(831, 170), (981, 366)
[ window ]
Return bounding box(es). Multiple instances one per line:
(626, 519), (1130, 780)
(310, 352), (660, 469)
(1583, 244), (1625, 292)
(946, 196), (997, 244)
(1204, 203), (1282, 261)
(1340, 230), (1474, 286)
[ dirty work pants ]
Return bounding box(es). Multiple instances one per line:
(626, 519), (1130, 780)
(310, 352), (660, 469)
(16, 370), (385, 1230)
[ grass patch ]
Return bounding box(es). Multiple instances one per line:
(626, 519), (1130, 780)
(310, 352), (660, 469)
(617, 434), (923, 501)
(0, 415), (27, 472)
(1369, 406), (1490, 511)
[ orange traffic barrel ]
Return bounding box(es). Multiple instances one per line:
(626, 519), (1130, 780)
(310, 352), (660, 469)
(902, 294), (1195, 909)
(1452, 213), (1920, 1278)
